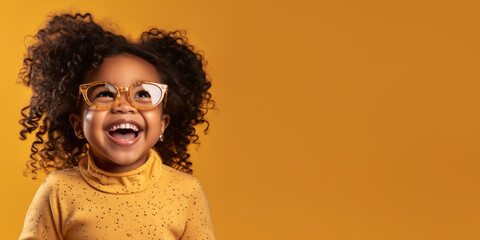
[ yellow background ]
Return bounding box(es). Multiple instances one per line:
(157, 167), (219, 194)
(1, 0), (480, 239)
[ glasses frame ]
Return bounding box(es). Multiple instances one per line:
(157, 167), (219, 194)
(78, 81), (168, 110)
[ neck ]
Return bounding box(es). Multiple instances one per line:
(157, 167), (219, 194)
(79, 148), (163, 194)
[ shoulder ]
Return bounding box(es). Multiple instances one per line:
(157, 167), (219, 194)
(160, 164), (203, 191)
(47, 167), (81, 181)
(27, 167), (82, 204)
(160, 164), (200, 183)
(41, 167), (83, 190)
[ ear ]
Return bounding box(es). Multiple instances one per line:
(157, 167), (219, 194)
(69, 113), (83, 135)
(161, 113), (170, 133)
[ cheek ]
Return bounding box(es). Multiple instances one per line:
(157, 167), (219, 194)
(144, 111), (164, 136)
(82, 110), (106, 137)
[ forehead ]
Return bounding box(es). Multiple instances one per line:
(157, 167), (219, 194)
(85, 53), (161, 85)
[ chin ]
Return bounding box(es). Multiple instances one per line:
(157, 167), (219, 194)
(110, 151), (144, 165)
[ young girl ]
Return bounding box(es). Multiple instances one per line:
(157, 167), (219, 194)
(18, 13), (215, 239)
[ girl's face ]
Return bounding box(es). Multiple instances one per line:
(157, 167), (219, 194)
(70, 53), (169, 173)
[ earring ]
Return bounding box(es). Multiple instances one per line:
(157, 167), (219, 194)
(76, 130), (85, 139)
(159, 134), (164, 142)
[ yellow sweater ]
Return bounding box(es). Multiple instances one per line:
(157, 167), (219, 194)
(19, 149), (215, 240)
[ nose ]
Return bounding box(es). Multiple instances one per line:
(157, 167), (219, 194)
(111, 91), (136, 113)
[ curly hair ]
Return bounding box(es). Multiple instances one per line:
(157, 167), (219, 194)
(18, 13), (214, 179)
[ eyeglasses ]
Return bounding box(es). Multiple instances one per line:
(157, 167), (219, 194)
(78, 81), (168, 110)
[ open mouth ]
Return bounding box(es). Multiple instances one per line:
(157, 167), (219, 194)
(107, 122), (141, 141)
(109, 129), (139, 140)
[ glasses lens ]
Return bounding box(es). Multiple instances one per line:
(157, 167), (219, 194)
(130, 83), (164, 108)
(86, 84), (117, 108)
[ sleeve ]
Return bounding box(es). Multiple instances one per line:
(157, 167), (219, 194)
(180, 178), (216, 240)
(19, 174), (63, 240)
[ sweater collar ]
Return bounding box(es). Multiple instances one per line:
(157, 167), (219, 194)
(79, 149), (163, 194)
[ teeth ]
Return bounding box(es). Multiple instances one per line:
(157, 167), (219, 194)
(108, 122), (139, 132)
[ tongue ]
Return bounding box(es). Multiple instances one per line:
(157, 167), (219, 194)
(110, 132), (136, 140)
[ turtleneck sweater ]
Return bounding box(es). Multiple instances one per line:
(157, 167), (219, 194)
(19, 149), (215, 240)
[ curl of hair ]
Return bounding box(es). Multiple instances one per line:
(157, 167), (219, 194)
(18, 13), (214, 179)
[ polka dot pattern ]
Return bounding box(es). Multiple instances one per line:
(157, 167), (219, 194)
(19, 150), (215, 239)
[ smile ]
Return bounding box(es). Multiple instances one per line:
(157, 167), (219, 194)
(105, 121), (143, 146)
